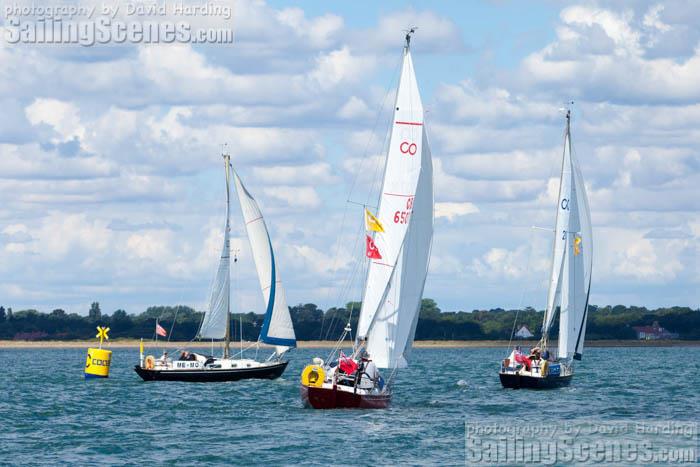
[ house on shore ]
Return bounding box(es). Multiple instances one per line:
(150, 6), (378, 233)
(514, 325), (534, 339)
(632, 321), (679, 340)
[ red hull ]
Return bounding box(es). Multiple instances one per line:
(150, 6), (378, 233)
(300, 385), (391, 409)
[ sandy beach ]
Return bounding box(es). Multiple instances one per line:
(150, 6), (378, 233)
(1, 339), (698, 349)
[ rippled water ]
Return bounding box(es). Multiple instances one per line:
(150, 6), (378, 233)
(1, 346), (697, 465)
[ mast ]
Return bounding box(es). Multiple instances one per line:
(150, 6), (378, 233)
(223, 150), (232, 359)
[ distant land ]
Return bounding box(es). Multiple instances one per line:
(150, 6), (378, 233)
(0, 299), (698, 342)
(1, 339), (699, 349)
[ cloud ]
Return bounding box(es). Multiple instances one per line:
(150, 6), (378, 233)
(262, 186), (322, 210)
(250, 163), (337, 185)
(0, 1), (697, 314)
(516, 4), (700, 104)
(435, 202), (479, 221)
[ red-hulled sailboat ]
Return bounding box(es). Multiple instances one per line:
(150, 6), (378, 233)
(300, 29), (434, 409)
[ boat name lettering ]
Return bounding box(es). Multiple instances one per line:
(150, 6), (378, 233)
(175, 361), (201, 369)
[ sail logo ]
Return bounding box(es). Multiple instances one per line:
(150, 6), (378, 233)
(399, 141), (417, 155)
(561, 198), (569, 210)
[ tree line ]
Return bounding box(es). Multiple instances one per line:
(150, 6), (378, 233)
(0, 300), (698, 341)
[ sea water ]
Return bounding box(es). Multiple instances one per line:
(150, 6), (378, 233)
(1, 347), (698, 465)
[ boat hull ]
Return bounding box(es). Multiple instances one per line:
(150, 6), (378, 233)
(499, 372), (572, 389)
(300, 384), (391, 409)
(134, 361), (288, 382)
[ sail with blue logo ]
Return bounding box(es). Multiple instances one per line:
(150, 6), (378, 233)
(232, 169), (296, 356)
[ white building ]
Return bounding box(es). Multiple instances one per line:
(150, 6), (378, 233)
(514, 325), (534, 339)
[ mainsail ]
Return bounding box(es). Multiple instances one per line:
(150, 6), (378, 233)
(356, 43), (434, 369)
(232, 169), (296, 355)
(541, 112), (592, 360)
(198, 158), (232, 339)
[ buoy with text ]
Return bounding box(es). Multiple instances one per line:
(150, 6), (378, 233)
(85, 326), (112, 379)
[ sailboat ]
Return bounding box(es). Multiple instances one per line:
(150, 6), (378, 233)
(135, 152), (297, 382)
(499, 109), (592, 389)
(300, 30), (433, 408)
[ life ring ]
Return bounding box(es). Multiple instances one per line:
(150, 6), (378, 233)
(541, 360), (549, 377)
(301, 364), (325, 387)
(144, 355), (155, 370)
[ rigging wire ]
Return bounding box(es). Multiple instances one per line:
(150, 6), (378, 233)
(506, 226), (536, 352)
(318, 51), (404, 340)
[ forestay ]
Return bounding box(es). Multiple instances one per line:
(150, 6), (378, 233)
(357, 45), (434, 369)
(232, 169), (296, 355)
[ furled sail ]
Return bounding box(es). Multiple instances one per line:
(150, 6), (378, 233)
(232, 169), (296, 355)
(541, 114), (592, 360)
(199, 159), (232, 339)
(357, 45), (433, 369)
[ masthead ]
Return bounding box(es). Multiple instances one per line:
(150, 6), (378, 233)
(404, 27), (417, 48)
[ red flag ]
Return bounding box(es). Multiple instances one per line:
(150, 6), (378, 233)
(365, 235), (382, 260)
(339, 352), (358, 375)
(514, 350), (531, 371)
(155, 321), (167, 337)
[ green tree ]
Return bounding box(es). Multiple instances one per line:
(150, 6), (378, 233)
(51, 309), (66, 318)
(420, 298), (441, 319)
(112, 309), (128, 320)
(88, 302), (101, 321)
(0, 306), (5, 322)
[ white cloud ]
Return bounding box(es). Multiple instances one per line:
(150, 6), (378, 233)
(435, 202), (479, 221)
(250, 163), (337, 185)
(25, 99), (85, 143)
(262, 186), (322, 209)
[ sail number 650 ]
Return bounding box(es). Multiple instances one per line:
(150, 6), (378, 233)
(393, 197), (414, 224)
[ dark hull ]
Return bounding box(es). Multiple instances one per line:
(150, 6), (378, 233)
(499, 372), (572, 389)
(300, 384), (391, 409)
(134, 361), (288, 382)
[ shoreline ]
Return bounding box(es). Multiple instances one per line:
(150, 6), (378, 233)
(0, 339), (698, 349)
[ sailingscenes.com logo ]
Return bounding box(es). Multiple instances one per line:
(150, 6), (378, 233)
(3, 1), (234, 46)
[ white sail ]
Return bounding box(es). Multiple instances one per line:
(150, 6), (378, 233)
(357, 45), (433, 369)
(232, 169), (296, 355)
(199, 160), (232, 339)
(570, 142), (593, 360)
(542, 114), (593, 360)
(542, 129), (573, 336)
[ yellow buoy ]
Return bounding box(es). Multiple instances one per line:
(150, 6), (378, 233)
(85, 347), (112, 379)
(301, 364), (325, 387)
(85, 326), (111, 379)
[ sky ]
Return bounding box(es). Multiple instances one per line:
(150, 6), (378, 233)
(0, 0), (698, 316)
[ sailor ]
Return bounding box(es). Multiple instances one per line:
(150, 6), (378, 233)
(179, 351), (188, 361)
(159, 351), (169, 364)
(357, 353), (379, 390)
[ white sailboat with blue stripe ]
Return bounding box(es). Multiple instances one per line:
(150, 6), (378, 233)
(135, 152), (295, 382)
